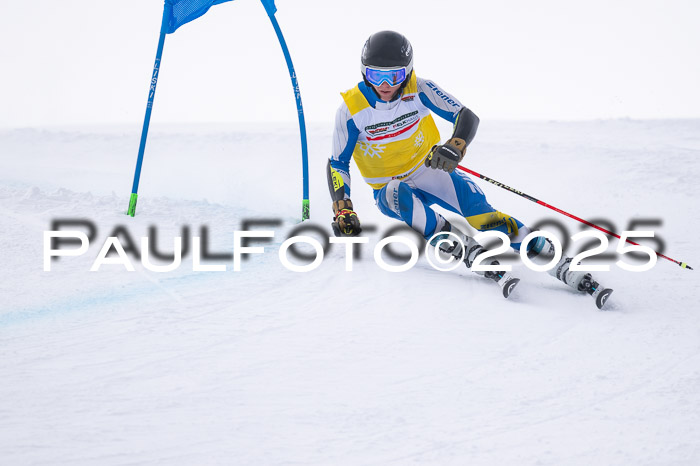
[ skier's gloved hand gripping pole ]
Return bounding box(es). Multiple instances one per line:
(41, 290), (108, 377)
(425, 107), (479, 173)
(454, 165), (693, 270)
(332, 199), (362, 237)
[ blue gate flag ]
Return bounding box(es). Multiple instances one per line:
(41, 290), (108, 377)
(129, 0), (310, 220)
(166, 0), (235, 34)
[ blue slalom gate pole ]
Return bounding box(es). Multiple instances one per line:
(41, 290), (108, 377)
(261, 0), (310, 221)
(127, 3), (171, 217)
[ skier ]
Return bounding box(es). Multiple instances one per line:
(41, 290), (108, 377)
(326, 30), (611, 308)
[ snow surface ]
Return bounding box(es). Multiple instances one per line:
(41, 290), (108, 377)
(1, 120), (699, 465)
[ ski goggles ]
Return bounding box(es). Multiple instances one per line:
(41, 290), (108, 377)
(363, 65), (408, 87)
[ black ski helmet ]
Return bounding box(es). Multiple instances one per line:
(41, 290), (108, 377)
(361, 31), (413, 88)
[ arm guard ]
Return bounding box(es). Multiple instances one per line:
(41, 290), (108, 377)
(451, 107), (479, 148)
(326, 159), (348, 203)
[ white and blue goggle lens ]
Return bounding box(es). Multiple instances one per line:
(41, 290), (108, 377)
(363, 66), (407, 87)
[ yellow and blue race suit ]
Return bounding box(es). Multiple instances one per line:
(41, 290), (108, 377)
(327, 73), (529, 248)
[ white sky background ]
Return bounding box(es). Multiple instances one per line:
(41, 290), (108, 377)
(0, 0), (699, 128)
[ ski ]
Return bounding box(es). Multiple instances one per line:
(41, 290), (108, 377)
(498, 275), (520, 299)
(579, 273), (613, 310)
(593, 287), (614, 310)
(485, 269), (520, 299)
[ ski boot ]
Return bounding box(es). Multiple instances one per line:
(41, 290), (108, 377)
(529, 236), (613, 309)
(430, 222), (520, 298)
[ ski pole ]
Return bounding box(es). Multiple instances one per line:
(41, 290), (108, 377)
(456, 164), (693, 270)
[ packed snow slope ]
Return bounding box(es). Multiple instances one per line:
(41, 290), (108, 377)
(1, 120), (699, 465)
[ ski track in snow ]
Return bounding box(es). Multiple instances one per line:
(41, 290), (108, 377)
(1, 121), (699, 465)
